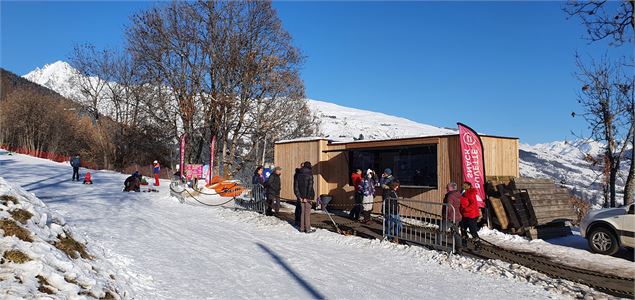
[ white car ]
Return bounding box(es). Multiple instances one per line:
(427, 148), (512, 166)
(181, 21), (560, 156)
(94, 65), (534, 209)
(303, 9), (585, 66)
(580, 203), (634, 256)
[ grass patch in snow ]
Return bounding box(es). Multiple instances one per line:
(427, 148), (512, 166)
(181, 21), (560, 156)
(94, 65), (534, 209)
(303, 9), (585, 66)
(3, 249), (31, 264)
(0, 218), (32, 242)
(54, 232), (92, 259)
(36, 275), (55, 295)
(64, 276), (78, 285)
(10, 208), (33, 224)
(79, 289), (116, 299)
(0, 194), (18, 205)
(100, 291), (116, 299)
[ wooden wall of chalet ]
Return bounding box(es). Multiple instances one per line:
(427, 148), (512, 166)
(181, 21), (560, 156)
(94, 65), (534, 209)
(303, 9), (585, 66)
(480, 136), (520, 178)
(274, 139), (327, 201)
(274, 134), (520, 215)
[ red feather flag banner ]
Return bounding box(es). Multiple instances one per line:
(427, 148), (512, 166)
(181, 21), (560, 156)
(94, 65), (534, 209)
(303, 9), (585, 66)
(457, 123), (486, 208)
(179, 133), (188, 178)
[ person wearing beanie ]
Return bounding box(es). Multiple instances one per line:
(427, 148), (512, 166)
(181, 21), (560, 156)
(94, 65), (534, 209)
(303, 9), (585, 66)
(384, 179), (401, 243)
(152, 160), (161, 186)
(380, 168), (395, 199)
(361, 169), (377, 224)
(265, 166), (282, 216)
(124, 172), (141, 192)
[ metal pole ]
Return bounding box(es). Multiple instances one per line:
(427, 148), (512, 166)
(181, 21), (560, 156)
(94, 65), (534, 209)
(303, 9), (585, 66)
(261, 132), (267, 166)
(382, 199), (386, 240)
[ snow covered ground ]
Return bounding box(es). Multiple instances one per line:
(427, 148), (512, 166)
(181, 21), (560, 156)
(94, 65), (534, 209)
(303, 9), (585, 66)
(1, 150), (621, 299)
(0, 178), (132, 298)
(480, 228), (634, 279)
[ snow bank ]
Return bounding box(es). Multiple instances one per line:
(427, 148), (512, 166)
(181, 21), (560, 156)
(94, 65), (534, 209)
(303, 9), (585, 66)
(0, 177), (132, 298)
(480, 228), (635, 279)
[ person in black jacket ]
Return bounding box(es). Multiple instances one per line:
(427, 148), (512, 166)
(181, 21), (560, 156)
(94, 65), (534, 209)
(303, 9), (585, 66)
(70, 154), (81, 181)
(265, 167), (282, 216)
(123, 172), (141, 192)
(293, 166), (302, 225)
(294, 161), (315, 233)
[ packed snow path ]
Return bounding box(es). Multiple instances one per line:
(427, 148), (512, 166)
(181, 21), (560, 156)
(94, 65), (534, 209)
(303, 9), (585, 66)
(1, 152), (575, 299)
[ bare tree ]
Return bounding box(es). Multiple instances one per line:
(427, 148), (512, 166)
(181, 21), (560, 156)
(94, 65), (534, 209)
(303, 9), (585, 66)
(623, 73), (635, 204)
(566, 0), (635, 204)
(573, 55), (633, 207)
(565, 0), (634, 46)
(127, 2), (207, 165)
(126, 0), (317, 179)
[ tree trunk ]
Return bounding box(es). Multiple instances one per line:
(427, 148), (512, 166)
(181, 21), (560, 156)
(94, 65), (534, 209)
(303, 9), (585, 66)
(609, 161), (618, 207)
(625, 130), (635, 205)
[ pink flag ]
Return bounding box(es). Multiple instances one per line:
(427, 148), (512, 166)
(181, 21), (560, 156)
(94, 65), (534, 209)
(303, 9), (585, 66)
(179, 133), (188, 178)
(457, 123), (486, 208)
(209, 135), (216, 183)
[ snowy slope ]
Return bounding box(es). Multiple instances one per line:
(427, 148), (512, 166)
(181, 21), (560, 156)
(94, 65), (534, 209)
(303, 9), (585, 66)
(21, 61), (630, 206)
(0, 150), (617, 299)
(307, 99), (456, 141)
(0, 177), (132, 298)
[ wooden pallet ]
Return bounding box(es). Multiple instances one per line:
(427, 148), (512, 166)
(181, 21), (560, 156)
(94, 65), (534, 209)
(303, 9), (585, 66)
(487, 177), (576, 239)
(511, 178), (577, 225)
(489, 197), (509, 230)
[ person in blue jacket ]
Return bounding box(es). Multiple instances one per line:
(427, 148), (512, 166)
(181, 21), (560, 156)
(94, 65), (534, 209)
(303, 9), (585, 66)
(252, 166), (265, 202)
(70, 154), (81, 181)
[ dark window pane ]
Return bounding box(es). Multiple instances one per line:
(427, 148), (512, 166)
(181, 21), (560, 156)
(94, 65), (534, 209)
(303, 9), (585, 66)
(349, 144), (437, 187)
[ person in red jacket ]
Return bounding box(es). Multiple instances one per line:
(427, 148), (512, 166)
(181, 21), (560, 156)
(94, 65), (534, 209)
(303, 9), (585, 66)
(460, 181), (480, 240)
(152, 160), (160, 186)
(349, 169), (363, 220)
(83, 172), (93, 185)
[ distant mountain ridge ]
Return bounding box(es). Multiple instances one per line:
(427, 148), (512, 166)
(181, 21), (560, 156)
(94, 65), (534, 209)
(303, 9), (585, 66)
(19, 61), (629, 206)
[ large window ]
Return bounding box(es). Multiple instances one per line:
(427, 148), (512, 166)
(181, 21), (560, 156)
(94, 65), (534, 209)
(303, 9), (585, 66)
(349, 144), (438, 188)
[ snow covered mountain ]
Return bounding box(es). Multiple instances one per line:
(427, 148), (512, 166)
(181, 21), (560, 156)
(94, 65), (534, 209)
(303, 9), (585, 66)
(21, 61), (629, 206)
(23, 61), (82, 101)
(520, 141), (630, 206)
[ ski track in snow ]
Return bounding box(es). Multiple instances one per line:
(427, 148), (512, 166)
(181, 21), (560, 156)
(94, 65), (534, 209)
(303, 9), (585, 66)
(0, 151), (598, 299)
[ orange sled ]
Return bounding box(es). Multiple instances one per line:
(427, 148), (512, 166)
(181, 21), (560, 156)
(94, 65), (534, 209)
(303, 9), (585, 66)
(206, 177), (246, 197)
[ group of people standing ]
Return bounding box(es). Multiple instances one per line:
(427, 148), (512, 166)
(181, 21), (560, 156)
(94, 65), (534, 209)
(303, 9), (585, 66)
(252, 162), (315, 233)
(349, 167), (481, 245)
(350, 168), (396, 224)
(350, 168), (401, 241)
(253, 161), (482, 243)
(253, 165), (283, 217)
(443, 181), (481, 243)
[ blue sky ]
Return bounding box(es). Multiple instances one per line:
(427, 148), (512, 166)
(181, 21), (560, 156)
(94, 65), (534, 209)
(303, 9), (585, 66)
(1, 1), (631, 144)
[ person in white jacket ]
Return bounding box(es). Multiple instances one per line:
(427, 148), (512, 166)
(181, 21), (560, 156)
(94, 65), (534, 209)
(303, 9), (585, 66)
(361, 169), (377, 224)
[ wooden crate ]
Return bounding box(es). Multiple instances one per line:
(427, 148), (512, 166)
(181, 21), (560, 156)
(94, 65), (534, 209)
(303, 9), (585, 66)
(511, 178), (577, 226)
